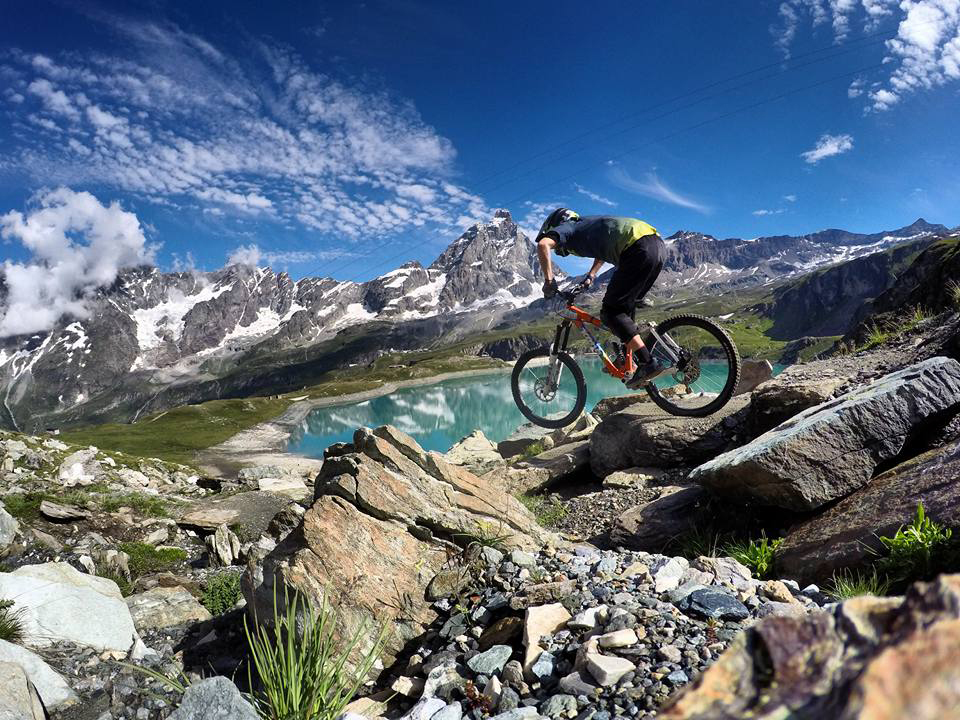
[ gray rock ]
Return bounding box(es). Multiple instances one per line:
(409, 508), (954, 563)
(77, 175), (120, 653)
(733, 359), (774, 396)
(585, 654), (635, 687)
(0, 639), (77, 710)
(610, 486), (708, 552)
(678, 587), (750, 621)
(0, 501), (18, 547)
(0, 562), (137, 652)
(445, 430), (503, 475)
(691, 357), (960, 510)
(667, 670), (689, 684)
(178, 491), (292, 536)
(431, 703), (463, 720)
(39, 500), (89, 521)
(540, 694), (578, 719)
(589, 396), (749, 477)
(168, 677), (258, 720)
(125, 586), (212, 631)
(498, 423), (553, 459)
(651, 557), (689, 594)
(208, 524), (241, 567)
(467, 645), (513, 675)
(488, 708), (538, 720)
(0, 661), (45, 720)
(531, 651), (556, 681)
(57, 448), (102, 486)
(403, 698), (446, 720)
(510, 550), (537, 568)
(422, 664), (465, 701)
(558, 671), (597, 695)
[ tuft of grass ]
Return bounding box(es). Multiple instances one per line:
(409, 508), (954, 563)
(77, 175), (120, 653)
(0, 599), (26, 644)
(517, 493), (568, 528)
(876, 502), (954, 583)
(1, 492), (45, 521)
(101, 492), (174, 518)
(857, 306), (932, 352)
(454, 521), (512, 550)
(120, 542), (188, 579)
(948, 279), (960, 311)
(245, 588), (390, 720)
(671, 527), (725, 559)
(722, 534), (783, 579)
(98, 569), (134, 597)
(520, 440), (548, 459)
(826, 568), (891, 601)
(202, 572), (243, 616)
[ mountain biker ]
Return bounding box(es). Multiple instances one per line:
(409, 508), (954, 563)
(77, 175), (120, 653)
(535, 208), (667, 387)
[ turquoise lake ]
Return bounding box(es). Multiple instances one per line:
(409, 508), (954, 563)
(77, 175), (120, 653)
(288, 359), (785, 456)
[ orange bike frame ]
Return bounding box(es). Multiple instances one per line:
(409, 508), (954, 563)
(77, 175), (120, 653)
(557, 304), (626, 380)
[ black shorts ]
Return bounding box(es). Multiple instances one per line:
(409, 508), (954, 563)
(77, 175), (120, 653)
(600, 234), (666, 342)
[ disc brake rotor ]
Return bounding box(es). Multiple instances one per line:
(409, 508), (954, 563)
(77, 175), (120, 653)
(534, 377), (557, 402)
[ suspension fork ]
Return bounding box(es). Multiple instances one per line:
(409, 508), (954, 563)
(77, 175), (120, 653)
(547, 321), (573, 387)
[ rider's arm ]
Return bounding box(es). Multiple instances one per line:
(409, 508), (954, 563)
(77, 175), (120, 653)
(587, 258), (604, 280)
(537, 236), (556, 282)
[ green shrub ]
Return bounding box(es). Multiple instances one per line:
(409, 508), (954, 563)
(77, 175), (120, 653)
(0, 599), (25, 644)
(671, 527), (725, 559)
(245, 589), (390, 720)
(723, 534), (783, 579)
(202, 573), (243, 616)
(877, 502), (953, 583)
(1, 493), (45, 521)
(826, 568), (891, 601)
(517, 493), (568, 528)
(120, 542), (188, 578)
(453, 521), (511, 550)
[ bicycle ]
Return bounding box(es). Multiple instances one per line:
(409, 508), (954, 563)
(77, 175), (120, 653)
(510, 284), (742, 428)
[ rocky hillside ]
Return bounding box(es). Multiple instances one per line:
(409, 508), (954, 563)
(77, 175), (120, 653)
(1, 298), (959, 717)
(759, 234), (935, 339)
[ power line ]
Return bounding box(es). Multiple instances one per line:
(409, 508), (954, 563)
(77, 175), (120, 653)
(339, 61), (886, 285)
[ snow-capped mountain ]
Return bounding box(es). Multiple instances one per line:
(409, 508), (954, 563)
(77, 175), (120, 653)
(655, 219), (949, 293)
(0, 209), (546, 430)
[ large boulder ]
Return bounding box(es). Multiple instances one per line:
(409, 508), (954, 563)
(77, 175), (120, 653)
(0, 639), (77, 711)
(690, 357), (960, 510)
(0, 661), (45, 720)
(0, 562), (137, 652)
(609, 486), (709, 552)
(590, 395), (750, 477)
(509, 440), (592, 492)
(445, 430), (503, 475)
(777, 439), (960, 584)
(0, 501), (18, 548)
(497, 422), (552, 459)
(125, 586), (213, 632)
(661, 574), (960, 720)
(732, 359), (773, 396)
(247, 425), (549, 666)
(748, 367), (847, 436)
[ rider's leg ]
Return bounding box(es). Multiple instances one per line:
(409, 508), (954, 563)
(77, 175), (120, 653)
(601, 235), (666, 379)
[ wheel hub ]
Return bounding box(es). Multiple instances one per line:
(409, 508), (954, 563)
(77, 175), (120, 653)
(534, 377), (557, 402)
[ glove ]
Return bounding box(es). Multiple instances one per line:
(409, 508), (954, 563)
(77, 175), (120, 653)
(542, 278), (559, 299)
(581, 275), (594, 289)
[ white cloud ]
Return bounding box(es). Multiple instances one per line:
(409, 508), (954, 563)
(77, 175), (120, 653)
(783, 194), (798, 202)
(26, 78), (78, 119)
(225, 245), (350, 268)
(801, 132), (855, 163)
(0, 25), (485, 242)
(753, 208), (787, 215)
(574, 183), (616, 207)
(607, 167), (711, 214)
(775, 0), (960, 109)
(227, 244), (261, 266)
(0, 189), (155, 336)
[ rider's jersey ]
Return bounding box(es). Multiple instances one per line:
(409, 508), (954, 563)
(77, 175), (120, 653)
(544, 216), (659, 266)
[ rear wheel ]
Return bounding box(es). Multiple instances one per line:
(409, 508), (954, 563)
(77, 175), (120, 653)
(643, 314), (741, 417)
(511, 348), (587, 429)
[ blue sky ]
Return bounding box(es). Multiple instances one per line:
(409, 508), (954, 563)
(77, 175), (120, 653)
(1, 0), (959, 281)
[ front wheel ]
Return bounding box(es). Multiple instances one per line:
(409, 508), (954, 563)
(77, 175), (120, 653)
(644, 314), (741, 417)
(511, 348), (587, 429)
